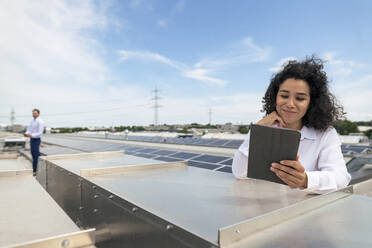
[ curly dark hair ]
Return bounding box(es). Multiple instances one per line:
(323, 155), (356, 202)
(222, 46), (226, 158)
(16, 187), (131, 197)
(262, 56), (345, 131)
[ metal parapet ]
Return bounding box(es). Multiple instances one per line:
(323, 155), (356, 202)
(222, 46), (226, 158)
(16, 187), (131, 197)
(0, 150), (96, 248)
(36, 151), (372, 248)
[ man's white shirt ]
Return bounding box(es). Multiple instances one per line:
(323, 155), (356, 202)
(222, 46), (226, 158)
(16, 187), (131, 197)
(232, 125), (351, 194)
(25, 117), (44, 139)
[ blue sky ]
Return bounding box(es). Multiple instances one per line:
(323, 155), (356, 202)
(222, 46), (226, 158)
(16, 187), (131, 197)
(0, 0), (371, 127)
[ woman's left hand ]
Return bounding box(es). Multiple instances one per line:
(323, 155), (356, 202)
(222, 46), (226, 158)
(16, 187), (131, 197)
(270, 156), (308, 189)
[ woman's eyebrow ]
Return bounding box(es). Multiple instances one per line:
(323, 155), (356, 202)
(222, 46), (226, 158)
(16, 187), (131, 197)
(296, 92), (309, 96)
(278, 89), (289, 93)
(279, 89), (309, 96)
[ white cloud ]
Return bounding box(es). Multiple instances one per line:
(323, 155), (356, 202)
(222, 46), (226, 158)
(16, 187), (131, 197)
(159, 92), (264, 125)
(118, 36), (269, 87)
(118, 50), (185, 70)
(241, 37), (271, 62)
(339, 90), (372, 121)
(332, 73), (372, 121)
(269, 57), (297, 72)
(321, 52), (372, 121)
(118, 49), (226, 86)
(0, 0), (111, 86)
(129, 0), (145, 8)
(197, 37), (271, 69)
(157, 19), (168, 28)
(0, 0), (124, 126)
(154, 0), (185, 29)
(182, 69), (227, 87)
(170, 0), (186, 17)
(0, 1), (271, 126)
(323, 52), (360, 77)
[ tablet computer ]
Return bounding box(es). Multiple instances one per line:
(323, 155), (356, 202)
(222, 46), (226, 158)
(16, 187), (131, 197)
(247, 124), (301, 184)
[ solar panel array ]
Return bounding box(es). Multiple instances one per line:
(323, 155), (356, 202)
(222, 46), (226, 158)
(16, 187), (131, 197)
(41, 136), (233, 173)
(41, 136), (372, 179)
(64, 133), (244, 148)
(341, 144), (372, 155)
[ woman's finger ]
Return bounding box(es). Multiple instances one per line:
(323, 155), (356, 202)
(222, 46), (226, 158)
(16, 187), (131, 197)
(273, 112), (286, 127)
(271, 164), (307, 188)
(274, 169), (300, 188)
(271, 163), (303, 178)
(271, 166), (302, 183)
(280, 160), (305, 172)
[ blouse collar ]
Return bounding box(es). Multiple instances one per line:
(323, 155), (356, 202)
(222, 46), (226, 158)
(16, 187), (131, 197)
(300, 125), (317, 140)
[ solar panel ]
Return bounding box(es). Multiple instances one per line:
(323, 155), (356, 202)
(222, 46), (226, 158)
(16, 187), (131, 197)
(116, 145), (130, 150)
(219, 158), (233, 166)
(221, 140), (243, 148)
(216, 166), (232, 173)
(101, 145), (125, 152)
(188, 160), (221, 170)
(124, 151), (137, 155)
(207, 140), (230, 146)
(192, 154), (231, 164)
(191, 139), (209, 145)
(173, 139), (185, 144)
(197, 139), (216, 145)
(40, 146), (81, 155)
(43, 135), (238, 175)
(124, 147), (144, 152)
(153, 156), (184, 162)
(188, 139), (202, 145)
(136, 148), (160, 153)
(133, 153), (159, 159)
(152, 150), (178, 156)
(85, 144), (109, 152)
(348, 146), (369, 153)
(169, 152), (201, 160)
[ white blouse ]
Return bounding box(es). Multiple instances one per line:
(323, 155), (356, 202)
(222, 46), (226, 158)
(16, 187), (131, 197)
(232, 125), (351, 194)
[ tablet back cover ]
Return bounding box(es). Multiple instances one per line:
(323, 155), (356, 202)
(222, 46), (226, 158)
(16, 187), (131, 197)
(247, 124), (301, 184)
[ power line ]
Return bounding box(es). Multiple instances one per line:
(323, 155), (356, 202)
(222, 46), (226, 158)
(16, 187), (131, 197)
(208, 108), (212, 125)
(151, 85), (162, 126)
(0, 97), (140, 107)
(10, 108), (15, 126)
(0, 103), (150, 119)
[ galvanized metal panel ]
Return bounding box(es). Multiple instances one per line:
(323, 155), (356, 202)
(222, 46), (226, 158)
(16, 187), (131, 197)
(40, 151), (372, 248)
(46, 152), (161, 175)
(219, 188), (352, 247)
(231, 194), (372, 248)
(353, 178), (372, 198)
(6, 229), (95, 248)
(81, 179), (214, 248)
(46, 163), (83, 226)
(36, 158), (47, 189)
(0, 174), (80, 247)
(88, 165), (312, 245)
(80, 161), (187, 177)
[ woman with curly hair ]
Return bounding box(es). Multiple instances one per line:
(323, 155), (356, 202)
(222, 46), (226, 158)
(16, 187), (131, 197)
(232, 56), (351, 194)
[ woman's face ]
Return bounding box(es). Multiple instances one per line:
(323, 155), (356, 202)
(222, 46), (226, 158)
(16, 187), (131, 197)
(275, 78), (310, 129)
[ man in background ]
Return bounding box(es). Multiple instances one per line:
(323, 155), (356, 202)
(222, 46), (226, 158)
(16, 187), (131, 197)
(24, 109), (44, 176)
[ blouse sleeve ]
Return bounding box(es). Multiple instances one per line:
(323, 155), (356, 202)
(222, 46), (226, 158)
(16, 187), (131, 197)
(305, 128), (351, 194)
(232, 131), (250, 179)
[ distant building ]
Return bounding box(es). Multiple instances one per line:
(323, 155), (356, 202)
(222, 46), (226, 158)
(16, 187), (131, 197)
(0, 124), (7, 131)
(358, 126), (372, 132)
(45, 127), (52, 134)
(218, 123), (239, 132)
(11, 124), (26, 133)
(340, 134), (369, 144)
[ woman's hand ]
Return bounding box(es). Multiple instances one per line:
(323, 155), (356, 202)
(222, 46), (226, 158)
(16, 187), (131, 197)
(257, 111), (286, 128)
(270, 156), (308, 189)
